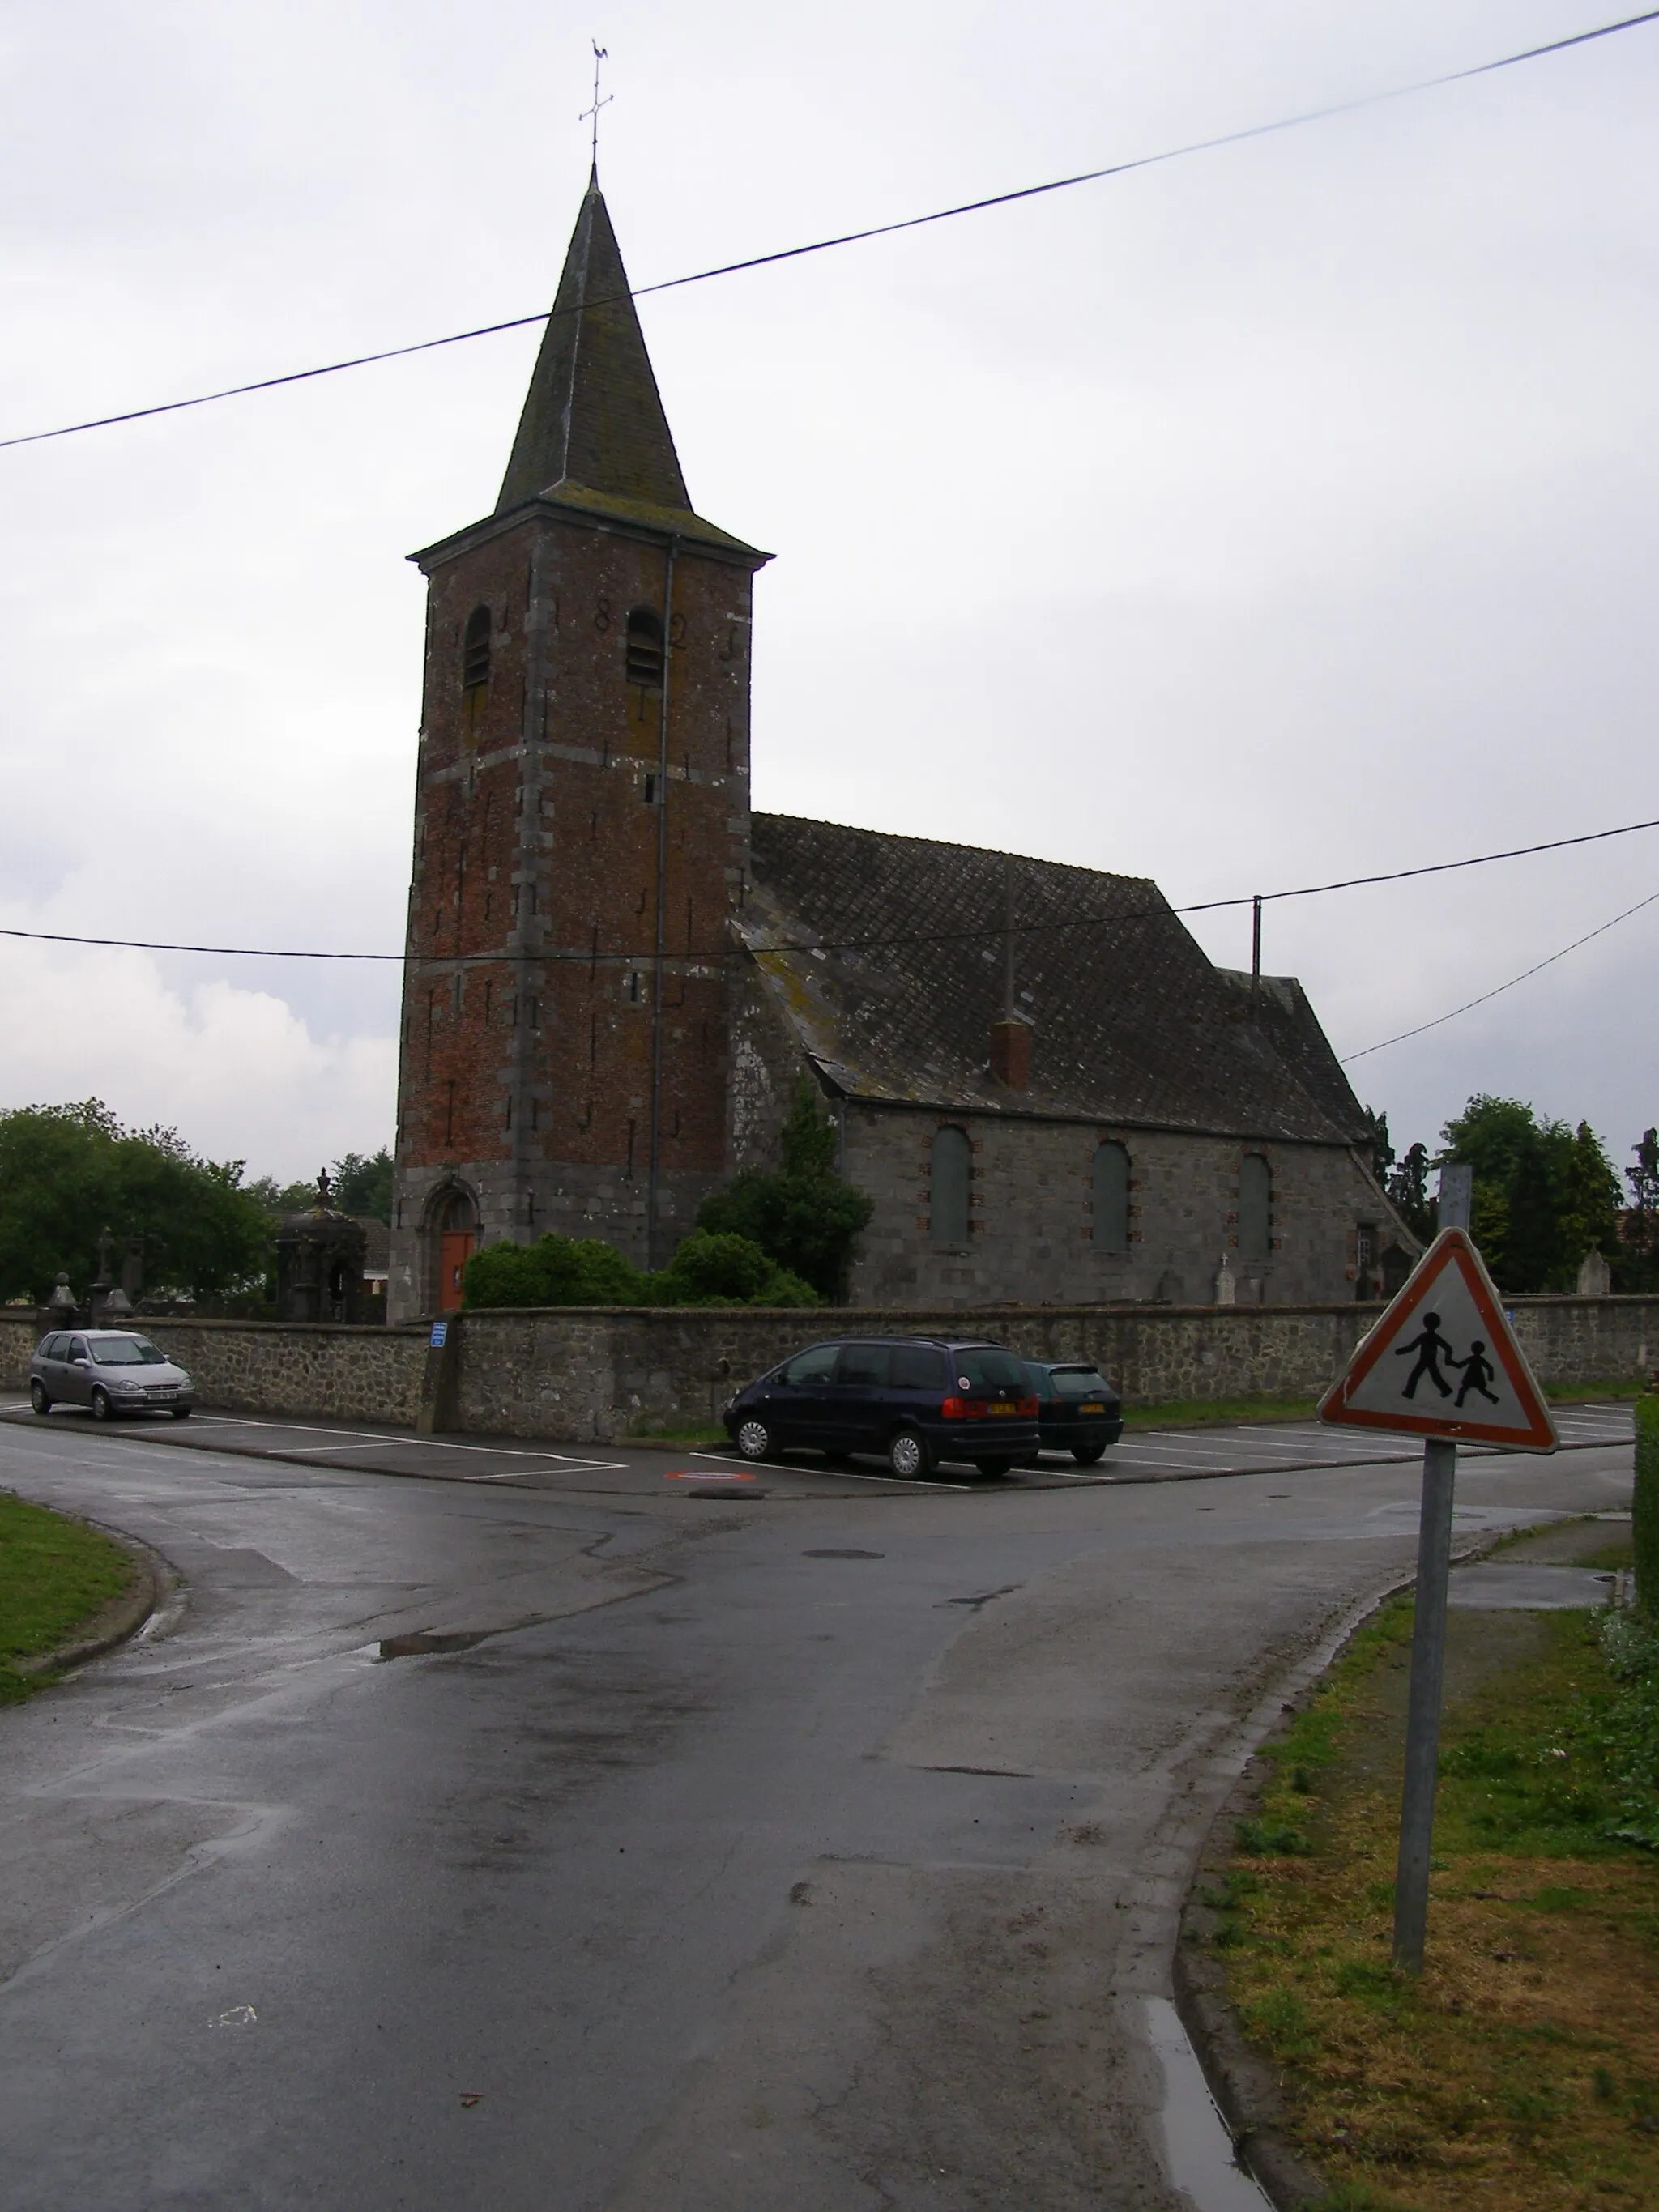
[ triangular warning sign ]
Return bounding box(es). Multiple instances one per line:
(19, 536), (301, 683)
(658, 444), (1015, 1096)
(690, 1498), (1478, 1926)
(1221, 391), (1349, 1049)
(1318, 1228), (1558, 1452)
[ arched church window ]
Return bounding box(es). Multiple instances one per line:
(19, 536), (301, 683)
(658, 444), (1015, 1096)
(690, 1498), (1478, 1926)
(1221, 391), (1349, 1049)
(930, 1126), (970, 1246)
(1238, 1153), (1272, 1263)
(462, 606), (492, 691)
(625, 606), (664, 689)
(1092, 1140), (1129, 1254)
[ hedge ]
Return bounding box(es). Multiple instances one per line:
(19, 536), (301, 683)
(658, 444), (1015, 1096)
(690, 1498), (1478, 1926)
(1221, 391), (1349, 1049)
(1636, 1395), (1659, 1616)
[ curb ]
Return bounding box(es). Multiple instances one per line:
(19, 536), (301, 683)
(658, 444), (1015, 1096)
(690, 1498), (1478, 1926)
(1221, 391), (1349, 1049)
(14, 1521), (177, 1681)
(1170, 1526), (1518, 2210)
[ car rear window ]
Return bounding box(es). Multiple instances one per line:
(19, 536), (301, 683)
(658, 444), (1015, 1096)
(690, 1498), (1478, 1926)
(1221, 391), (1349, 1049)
(890, 1345), (947, 1390)
(1050, 1367), (1114, 1398)
(91, 1337), (166, 1366)
(952, 1348), (1028, 1395)
(37, 1334), (66, 1360)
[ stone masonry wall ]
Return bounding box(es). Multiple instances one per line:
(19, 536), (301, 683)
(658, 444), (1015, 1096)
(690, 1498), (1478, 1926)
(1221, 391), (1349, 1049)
(0, 1314), (427, 1425)
(5, 1298), (1655, 1446)
(841, 1105), (1403, 1309)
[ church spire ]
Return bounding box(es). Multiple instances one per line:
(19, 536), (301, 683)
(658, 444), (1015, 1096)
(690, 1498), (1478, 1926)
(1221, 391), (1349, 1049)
(495, 179), (693, 519)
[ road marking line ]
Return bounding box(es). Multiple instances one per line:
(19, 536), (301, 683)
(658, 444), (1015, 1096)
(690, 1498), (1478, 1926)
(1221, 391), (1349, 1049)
(113, 1411), (625, 1473)
(687, 1450), (974, 1490)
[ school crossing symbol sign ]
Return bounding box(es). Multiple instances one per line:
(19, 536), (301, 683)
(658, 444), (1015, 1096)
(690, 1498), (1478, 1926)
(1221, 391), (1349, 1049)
(1318, 1228), (1558, 1452)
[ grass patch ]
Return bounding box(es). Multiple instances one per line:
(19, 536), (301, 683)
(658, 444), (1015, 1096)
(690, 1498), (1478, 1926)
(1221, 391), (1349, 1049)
(1123, 1394), (1317, 1430)
(625, 1421), (728, 1448)
(0, 1492), (136, 1704)
(1542, 1378), (1645, 1404)
(1206, 1588), (1659, 2207)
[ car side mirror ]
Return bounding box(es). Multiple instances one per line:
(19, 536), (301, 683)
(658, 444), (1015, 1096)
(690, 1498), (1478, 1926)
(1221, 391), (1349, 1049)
(70, 1353), (88, 1365)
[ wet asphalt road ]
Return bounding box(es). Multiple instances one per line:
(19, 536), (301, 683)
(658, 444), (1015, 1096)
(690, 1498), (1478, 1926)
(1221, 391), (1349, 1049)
(0, 1404), (1635, 2211)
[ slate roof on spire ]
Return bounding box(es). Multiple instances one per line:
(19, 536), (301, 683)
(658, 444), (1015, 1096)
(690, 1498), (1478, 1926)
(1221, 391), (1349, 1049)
(496, 179), (761, 558)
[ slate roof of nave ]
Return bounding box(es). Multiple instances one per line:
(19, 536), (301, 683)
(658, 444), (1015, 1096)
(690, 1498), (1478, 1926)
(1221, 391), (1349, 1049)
(741, 815), (1370, 1146)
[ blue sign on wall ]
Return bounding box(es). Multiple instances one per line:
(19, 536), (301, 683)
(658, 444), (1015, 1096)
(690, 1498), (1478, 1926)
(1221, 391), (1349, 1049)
(429, 1321), (448, 1349)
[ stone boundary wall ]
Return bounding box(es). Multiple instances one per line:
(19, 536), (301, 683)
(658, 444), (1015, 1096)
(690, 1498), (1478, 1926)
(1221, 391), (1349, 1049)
(449, 1293), (1659, 1441)
(0, 1312), (428, 1425)
(3, 1297), (1655, 1443)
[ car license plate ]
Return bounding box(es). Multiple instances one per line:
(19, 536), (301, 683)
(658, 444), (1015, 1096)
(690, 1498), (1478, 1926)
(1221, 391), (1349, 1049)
(988, 1401), (1013, 1415)
(1079, 1403), (1104, 1414)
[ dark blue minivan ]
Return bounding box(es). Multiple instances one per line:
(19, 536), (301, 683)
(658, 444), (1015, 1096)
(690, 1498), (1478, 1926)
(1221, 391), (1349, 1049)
(723, 1337), (1039, 1479)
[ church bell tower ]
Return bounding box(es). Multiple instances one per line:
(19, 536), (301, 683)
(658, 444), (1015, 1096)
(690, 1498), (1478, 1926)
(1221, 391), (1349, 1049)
(388, 176), (770, 1321)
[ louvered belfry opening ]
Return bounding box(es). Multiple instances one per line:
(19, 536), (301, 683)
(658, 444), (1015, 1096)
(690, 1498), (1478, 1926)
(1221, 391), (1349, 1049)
(462, 606), (491, 690)
(625, 606), (664, 688)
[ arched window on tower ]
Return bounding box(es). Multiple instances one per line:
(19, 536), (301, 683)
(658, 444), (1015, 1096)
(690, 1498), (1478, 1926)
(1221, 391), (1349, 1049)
(462, 606), (492, 692)
(930, 1126), (970, 1247)
(1238, 1153), (1272, 1263)
(625, 606), (664, 689)
(1092, 1140), (1130, 1254)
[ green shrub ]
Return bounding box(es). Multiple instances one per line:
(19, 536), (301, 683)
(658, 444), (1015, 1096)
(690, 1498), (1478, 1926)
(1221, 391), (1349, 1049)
(696, 1080), (872, 1300)
(461, 1229), (817, 1311)
(462, 1234), (643, 1310)
(1636, 1395), (1659, 1616)
(651, 1230), (817, 1308)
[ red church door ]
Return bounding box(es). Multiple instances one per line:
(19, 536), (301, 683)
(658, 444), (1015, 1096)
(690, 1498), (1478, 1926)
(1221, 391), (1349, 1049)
(439, 1232), (476, 1313)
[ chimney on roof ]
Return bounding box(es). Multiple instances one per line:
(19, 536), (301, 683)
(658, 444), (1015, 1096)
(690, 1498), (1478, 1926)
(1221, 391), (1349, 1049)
(990, 854), (1030, 1089)
(990, 1018), (1030, 1089)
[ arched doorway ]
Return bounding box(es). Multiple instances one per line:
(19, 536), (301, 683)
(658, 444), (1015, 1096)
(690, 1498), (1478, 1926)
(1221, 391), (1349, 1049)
(430, 1187), (479, 1314)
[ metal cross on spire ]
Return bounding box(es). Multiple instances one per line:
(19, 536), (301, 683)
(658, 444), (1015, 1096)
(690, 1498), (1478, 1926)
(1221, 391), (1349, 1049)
(580, 41), (612, 177)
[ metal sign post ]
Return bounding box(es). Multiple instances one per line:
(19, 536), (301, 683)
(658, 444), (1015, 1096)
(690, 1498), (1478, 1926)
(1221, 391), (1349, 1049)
(1318, 1220), (1556, 1972)
(1392, 1434), (1456, 1971)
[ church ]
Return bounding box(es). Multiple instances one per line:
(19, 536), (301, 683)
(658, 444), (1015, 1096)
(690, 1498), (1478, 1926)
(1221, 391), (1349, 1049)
(386, 174), (1407, 1323)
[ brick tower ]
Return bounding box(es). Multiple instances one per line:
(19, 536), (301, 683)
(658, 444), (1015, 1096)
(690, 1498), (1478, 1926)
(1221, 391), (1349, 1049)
(388, 175), (770, 1321)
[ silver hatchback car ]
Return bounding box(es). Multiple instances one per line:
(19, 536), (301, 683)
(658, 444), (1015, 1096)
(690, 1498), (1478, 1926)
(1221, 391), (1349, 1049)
(31, 1330), (194, 1421)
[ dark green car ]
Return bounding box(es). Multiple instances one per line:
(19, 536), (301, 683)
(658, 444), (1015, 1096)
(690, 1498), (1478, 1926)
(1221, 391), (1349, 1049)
(1021, 1359), (1124, 1464)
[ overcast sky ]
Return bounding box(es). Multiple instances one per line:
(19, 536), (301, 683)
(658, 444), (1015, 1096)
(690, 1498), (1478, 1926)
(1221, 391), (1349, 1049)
(2, 0), (1657, 1189)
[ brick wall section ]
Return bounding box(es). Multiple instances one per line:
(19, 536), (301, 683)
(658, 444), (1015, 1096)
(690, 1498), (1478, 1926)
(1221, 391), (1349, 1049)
(6, 1299), (1654, 1443)
(390, 501), (762, 1315)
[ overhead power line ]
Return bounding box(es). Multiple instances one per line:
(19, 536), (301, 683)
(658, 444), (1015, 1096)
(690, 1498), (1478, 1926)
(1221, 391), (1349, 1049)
(2, 7), (1657, 455)
(1339, 886), (1659, 1062)
(2, 812), (1657, 968)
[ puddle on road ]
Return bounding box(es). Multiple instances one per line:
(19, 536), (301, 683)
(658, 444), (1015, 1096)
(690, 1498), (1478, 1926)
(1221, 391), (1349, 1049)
(377, 1630), (492, 1659)
(1142, 1997), (1271, 2210)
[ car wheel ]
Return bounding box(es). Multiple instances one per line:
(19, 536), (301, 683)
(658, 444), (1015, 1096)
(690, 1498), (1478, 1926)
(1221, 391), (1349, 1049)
(887, 1426), (932, 1479)
(1072, 1442), (1107, 1465)
(170, 1406), (193, 1421)
(972, 1456), (1014, 1478)
(28, 1379), (51, 1415)
(735, 1417), (773, 1462)
(90, 1387), (114, 1421)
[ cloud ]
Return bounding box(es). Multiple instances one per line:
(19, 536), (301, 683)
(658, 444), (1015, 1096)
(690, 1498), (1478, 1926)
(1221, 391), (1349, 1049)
(0, 941), (396, 1179)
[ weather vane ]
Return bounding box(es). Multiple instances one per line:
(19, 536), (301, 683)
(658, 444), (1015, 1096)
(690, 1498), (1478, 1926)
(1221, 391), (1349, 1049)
(580, 41), (612, 173)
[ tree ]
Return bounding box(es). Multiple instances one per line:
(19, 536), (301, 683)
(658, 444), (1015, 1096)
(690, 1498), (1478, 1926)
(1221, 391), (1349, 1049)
(695, 1080), (873, 1301)
(0, 1101), (271, 1304)
(1439, 1095), (1621, 1293)
(331, 1149), (394, 1223)
(1362, 1106), (1394, 1189)
(1617, 1127), (1659, 1292)
(1385, 1141), (1435, 1243)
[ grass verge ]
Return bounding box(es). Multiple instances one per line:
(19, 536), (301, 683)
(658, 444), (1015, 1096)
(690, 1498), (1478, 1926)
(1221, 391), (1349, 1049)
(1198, 1533), (1659, 2210)
(625, 1421), (728, 1448)
(0, 1492), (137, 1704)
(1124, 1395), (1317, 1430)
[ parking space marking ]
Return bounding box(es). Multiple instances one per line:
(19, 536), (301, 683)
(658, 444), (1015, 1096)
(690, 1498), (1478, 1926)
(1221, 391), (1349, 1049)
(688, 1450), (975, 1491)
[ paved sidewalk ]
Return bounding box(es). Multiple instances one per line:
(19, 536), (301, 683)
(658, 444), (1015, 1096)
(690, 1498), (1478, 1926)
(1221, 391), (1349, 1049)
(0, 1394), (1631, 1499)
